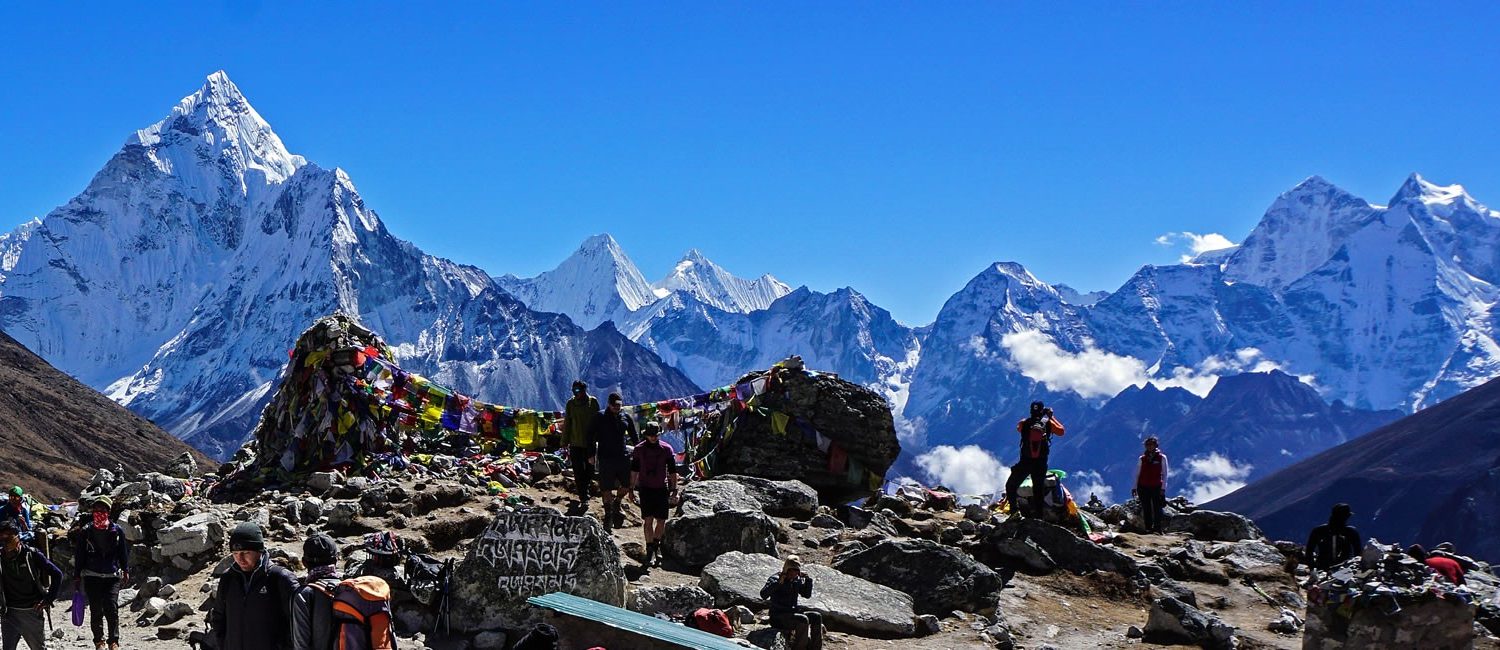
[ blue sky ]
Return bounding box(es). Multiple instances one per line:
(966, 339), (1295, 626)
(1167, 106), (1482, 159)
(3, 3), (1498, 325)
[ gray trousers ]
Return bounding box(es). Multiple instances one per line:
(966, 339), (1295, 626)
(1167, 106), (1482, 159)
(2, 607), (45, 650)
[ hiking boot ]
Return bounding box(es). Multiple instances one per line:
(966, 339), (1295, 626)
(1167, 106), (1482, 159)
(643, 542), (657, 567)
(649, 542), (663, 567)
(613, 503), (627, 527)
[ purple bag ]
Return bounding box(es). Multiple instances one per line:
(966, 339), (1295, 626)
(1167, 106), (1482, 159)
(71, 589), (86, 626)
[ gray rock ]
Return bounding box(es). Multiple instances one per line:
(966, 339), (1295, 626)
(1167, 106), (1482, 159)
(663, 481), (780, 570)
(111, 481), (151, 500)
(160, 452), (198, 480)
(1219, 540), (1287, 575)
(327, 500), (361, 528)
(627, 584), (715, 618)
(986, 518), (1137, 577)
(158, 512), (225, 558)
(142, 473), (188, 500)
(449, 507), (625, 632)
(308, 472), (340, 494)
(747, 628), (791, 650)
(939, 526), (963, 545)
(731, 605), (755, 624)
(1165, 509), (1263, 542)
(117, 511), (146, 543)
(917, 614), (940, 635)
(1153, 578), (1198, 608)
(144, 597), (167, 617)
(718, 475), (820, 518)
(1144, 597), (1236, 649)
(965, 503), (991, 523)
(809, 514), (844, 529)
(117, 589), (138, 608)
(158, 583), (177, 599)
(987, 536), (1057, 574)
(300, 497), (324, 524)
(471, 630), (508, 649)
(1126, 625), (1143, 638)
(155, 601), (195, 625)
(833, 539), (1003, 614)
(700, 551), (917, 637)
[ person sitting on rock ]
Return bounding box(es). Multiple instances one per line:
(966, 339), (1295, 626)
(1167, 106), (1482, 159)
(1407, 544), (1466, 585)
(1304, 503), (1360, 575)
(1132, 436), (1169, 533)
(563, 380), (601, 506)
(591, 392), (640, 528)
(760, 555), (821, 650)
(72, 497), (128, 650)
(291, 533), (341, 650)
(629, 421), (678, 568)
(0, 519), (61, 650)
(210, 522), (299, 650)
(1004, 401), (1065, 519)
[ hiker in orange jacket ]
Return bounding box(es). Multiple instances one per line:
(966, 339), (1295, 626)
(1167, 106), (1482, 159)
(1004, 401), (1065, 518)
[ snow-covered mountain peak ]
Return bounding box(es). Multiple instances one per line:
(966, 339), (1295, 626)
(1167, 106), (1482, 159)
(1391, 173), (1470, 205)
(1222, 176), (1380, 289)
(494, 232), (657, 329)
(129, 70), (304, 190)
(653, 249), (792, 313)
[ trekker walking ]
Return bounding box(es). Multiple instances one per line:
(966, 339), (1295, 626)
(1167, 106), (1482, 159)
(760, 555), (821, 650)
(629, 422), (679, 568)
(1132, 437), (1169, 533)
(291, 533), (340, 650)
(209, 522), (298, 650)
(1004, 401), (1065, 518)
(1304, 503), (1360, 575)
(563, 380), (600, 505)
(72, 497), (127, 650)
(0, 519), (61, 650)
(591, 392), (639, 528)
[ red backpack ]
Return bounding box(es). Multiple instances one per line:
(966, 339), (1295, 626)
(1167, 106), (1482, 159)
(311, 576), (398, 650)
(687, 608), (733, 637)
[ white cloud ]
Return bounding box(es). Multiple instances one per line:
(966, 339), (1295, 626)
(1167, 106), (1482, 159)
(1000, 332), (1316, 399)
(1070, 470), (1114, 505)
(915, 445), (1009, 497)
(1183, 452), (1253, 503)
(1156, 231), (1237, 263)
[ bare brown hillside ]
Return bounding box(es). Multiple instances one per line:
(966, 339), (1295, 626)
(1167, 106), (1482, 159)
(0, 330), (211, 502)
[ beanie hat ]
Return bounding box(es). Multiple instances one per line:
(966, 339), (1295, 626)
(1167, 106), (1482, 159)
(92, 496), (113, 510)
(229, 522), (266, 551)
(303, 533), (339, 567)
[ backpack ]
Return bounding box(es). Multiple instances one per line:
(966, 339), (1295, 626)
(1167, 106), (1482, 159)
(312, 576), (397, 650)
(686, 608), (734, 637)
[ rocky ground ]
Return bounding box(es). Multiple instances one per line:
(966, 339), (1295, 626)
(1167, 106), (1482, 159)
(31, 461), (1500, 650)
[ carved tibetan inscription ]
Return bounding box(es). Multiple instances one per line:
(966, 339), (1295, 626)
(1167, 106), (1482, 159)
(474, 512), (587, 597)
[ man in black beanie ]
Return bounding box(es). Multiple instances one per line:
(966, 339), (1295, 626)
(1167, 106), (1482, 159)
(210, 522), (298, 650)
(292, 534), (341, 650)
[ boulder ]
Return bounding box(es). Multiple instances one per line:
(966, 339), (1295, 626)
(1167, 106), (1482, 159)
(307, 472), (340, 494)
(833, 539), (1002, 614)
(327, 501), (361, 528)
(627, 585), (715, 618)
(709, 369), (901, 503)
(158, 512), (225, 558)
(747, 628), (791, 650)
(160, 452), (198, 480)
(155, 601), (195, 626)
(986, 536), (1057, 574)
(809, 514), (843, 529)
(663, 481), (780, 570)
(1165, 509), (1262, 542)
(700, 552), (917, 637)
(1143, 597), (1235, 649)
(1158, 543), (1231, 586)
(142, 473), (188, 500)
(718, 475), (820, 518)
(1216, 540), (1288, 577)
(449, 507), (625, 632)
(985, 518), (1138, 577)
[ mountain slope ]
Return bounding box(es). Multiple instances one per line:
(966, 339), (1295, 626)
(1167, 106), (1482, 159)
(0, 72), (698, 459)
(652, 249), (792, 313)
(0, 330), (210, 502)
(1207, 375), (1500, 561)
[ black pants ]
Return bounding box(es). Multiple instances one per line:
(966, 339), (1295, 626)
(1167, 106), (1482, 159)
(569, 446), (594, 500)
(771, 609), (823, 650)
(1005, 457), (1050, 516)
(83, 575), (122, 644)
(1138, 486), (1165, 532)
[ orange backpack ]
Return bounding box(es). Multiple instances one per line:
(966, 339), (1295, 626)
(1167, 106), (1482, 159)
(313, 576), (397, 650)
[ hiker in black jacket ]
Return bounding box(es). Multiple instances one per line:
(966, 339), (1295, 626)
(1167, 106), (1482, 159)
(291, 534), (340, 650)
(590, 392), (639, 528)
(760, 555), (821, 650)
(0, 519), (61, 650)
(73, 497), (128, 650)
(210, 523), (298, 650)
(1305, 503), (1361, 574)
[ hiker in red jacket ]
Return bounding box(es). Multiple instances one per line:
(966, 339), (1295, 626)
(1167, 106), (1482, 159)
(1004, 401), (1065, 518)
(1132, 437), (1169, 533)
(629, 422), (679, 568)
(1408, 544), (1466, 585)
